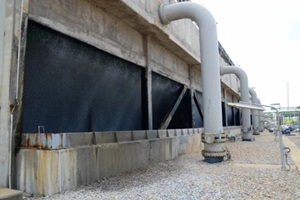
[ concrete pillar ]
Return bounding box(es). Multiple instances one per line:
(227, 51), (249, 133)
(0, 0), (15, 187)
(0, 0), (28, 187)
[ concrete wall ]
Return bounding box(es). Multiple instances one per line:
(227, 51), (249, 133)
(27, 0), (239, 91)
(16, 129), (203, 195)
(0, 0), (242, 189)
(16, 127), (241, 196)
(0, 0), (29, 187)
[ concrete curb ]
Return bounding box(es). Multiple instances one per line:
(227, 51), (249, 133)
(0, 187), (22, 200)
(282, 136), (300, 173)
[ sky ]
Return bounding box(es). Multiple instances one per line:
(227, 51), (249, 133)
(192, 0), (300, 108)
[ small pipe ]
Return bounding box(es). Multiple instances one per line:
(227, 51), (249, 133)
(220, 66), (253, 141)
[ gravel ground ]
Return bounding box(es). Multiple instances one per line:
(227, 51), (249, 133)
(24, 132), (300, 200)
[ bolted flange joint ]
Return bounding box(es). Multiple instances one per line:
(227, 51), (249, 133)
(201, 132), (227, 163)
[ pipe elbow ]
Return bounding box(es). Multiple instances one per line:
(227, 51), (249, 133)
(158, 2), (216, 28)
(249, 88), (257, 98)
(159, 4), (170, 24)
(220, 66), (247, 81)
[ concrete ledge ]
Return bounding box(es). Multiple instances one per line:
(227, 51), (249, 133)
(20, 128), (210, 149)
(16, 127), (241, 196)
(16, 132), (205, 196)
(66, 132), (94, 147)
(116, 131), (132, 142)
(146, 130), (158, 139)
(0, 188), (23, 200)
(95, 131), (116, 144)
(158, 130), (167, 138)
(167, 129), (176, 137)
(133, 130), (147, 141)
(175, 129), (182, 136)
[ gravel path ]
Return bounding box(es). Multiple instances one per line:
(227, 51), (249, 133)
(24, 132), (300, 200)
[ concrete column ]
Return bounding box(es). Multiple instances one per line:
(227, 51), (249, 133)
(224, 89), (228, 127)
(0, 0), (15, 187)
(144, 35), (153, 130)
(189, 65), (195, 128)
(0, 0), (28, 187)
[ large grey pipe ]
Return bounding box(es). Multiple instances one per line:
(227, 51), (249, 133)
(159, 2), (226, 163)
(257, 98), (264, 131)
(220, 66), (253, 141)
(249, 88), (260, 134)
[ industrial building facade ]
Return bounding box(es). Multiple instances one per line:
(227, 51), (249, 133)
(0, 0), (242, 195)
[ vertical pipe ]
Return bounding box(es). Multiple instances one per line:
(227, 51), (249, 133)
(144, 36), (153, 130)
(220, 66), (253, 141)
(249, 88), (259, 135)
(257, 98), (264, 131)
(159, 2), (225, 163)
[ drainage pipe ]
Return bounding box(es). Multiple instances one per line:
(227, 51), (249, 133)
(220, 66), (253, 141)
(249, 88), (260, 135)
(159, 2), (225, 163)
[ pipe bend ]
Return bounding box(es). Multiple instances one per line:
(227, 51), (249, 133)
(249, 88), (257, 102)
(159, 2), (217, 28)
(220, 66), (247, 81)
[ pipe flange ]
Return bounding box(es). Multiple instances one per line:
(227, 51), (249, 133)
(159, 4), (170, 24)
(202, 150), (227, 158)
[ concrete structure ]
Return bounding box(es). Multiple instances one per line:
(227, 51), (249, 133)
(0, 0), (242, 195)
(0, 187), (23, 200)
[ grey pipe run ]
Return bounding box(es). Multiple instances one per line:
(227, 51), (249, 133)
(159, 2), (226, 163)
(257, 98), (264, 132)
(249, 88), (260, 135)
(220, 66), (253, 141)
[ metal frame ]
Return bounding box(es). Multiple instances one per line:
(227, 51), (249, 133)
(227, 101), (287, 170)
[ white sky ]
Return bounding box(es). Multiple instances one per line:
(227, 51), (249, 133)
(192, 0), (300, 108)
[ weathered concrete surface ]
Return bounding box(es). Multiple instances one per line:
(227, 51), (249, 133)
(0, 0), (29, 188)
(27, 0), (240, 93)
(16, 127), (241, 196)
(16, 129), (205, 195)
(0, 0), (14, 187)
(224, 126), (242, 140)
(0, 187), (23, 200)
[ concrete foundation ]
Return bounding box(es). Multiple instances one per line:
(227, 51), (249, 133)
(16, 127), (240, 196)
